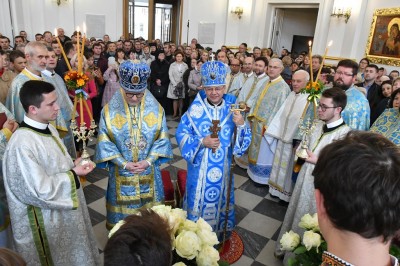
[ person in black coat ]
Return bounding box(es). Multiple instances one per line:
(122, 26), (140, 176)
(355, 64), (383, 126)
(149, 50), (171, 115)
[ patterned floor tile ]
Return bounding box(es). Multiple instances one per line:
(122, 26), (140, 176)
(255, 240), (283, 266)
(253, 198), (287, 222)
(88, 208), (106, 226)
(239, 179), (269, 198)
(83, 184), (106, 205)
(238, 211), (282, 239)
(234, 189), (263, 210)
(234, 226), (269, 259)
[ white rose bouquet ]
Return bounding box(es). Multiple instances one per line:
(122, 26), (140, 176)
(280, 213), (326, 266)
(109, 204), (228, 266)
(280, 213), (400, 265)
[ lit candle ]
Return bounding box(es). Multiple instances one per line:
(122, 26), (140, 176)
(54, 28), (72, 72)
(308, 41), (313, 83)
(76, 26), (82, 74)
(316, 40), (333, 82)
(81, 22), (87, 61)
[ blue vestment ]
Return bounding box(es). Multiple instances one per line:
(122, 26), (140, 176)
(94, 89), (173, 229)
(175, 91), (251, 239)
(370, 108), (400, 146)
(342, 86), (370, 130)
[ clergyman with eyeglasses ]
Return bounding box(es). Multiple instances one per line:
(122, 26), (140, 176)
(275, 87), (351, 262)
(175, 59), (252, 241)
(94, 60), (173, 230)
(332, 59), (370, 130)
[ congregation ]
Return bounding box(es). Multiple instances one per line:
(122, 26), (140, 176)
(0, 27), (400, 266)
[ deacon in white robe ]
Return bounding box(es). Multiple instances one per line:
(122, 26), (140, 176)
(234, 58), (270, 169)
(247, 59), (290, 185)
(3, 80), (100, 265)
(267, 70), (310, 201)
(274, 88), (351, 263)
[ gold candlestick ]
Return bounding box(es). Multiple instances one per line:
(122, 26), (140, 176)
(296, 118), (317, 159)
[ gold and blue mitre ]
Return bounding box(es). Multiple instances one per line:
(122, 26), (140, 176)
(119, 60), (151, 93)
(201, 60), (227, 87)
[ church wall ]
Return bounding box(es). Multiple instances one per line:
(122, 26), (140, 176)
(1, 0), (399, 71)
(3, 0), (122, 43)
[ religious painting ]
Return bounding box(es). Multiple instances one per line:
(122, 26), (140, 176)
(365, 7), (400, 66)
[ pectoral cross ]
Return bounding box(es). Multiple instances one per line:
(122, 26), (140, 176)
(210, 53), (215, 61)
(210, 120), (220, 153)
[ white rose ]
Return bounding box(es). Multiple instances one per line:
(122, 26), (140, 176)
(108, 220), (126, 238)
(196, 245), (220, 266)
(197, 228), (219, 246)
(170, 208), (187, 233)
(196, 217), (212, 232)
(299, 213), (319, 231)
(172, 263), (187, 266)
(174, 230), (201, 260)
(179, 219), (198, 233)
(302, 230), (322, 251)
(280, 230), (300, 251)
(151, 204), (172, 221)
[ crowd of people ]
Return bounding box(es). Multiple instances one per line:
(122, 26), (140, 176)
(0, 28), (399, 265)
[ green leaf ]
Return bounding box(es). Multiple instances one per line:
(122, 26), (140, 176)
(294, 245), (307, 254)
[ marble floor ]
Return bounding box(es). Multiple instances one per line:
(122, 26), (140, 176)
(85, 116), (285, 266)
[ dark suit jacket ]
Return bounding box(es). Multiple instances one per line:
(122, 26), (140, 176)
(356, 82), (383, 126)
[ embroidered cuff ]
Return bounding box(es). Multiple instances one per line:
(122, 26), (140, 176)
(70, 169), (80, 189)
(1, 128), (12, 141)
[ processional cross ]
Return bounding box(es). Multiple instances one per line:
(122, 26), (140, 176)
(209, 120), (221, 153)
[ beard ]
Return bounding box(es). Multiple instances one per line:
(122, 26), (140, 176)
(333, 80), (351, 91)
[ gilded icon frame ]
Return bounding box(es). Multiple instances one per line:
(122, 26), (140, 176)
(365, 7), (400, 66)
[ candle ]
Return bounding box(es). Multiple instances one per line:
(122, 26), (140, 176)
(79, 97), (84, 125)
(83, 98), (93, 121)
(81, 22), (87, 61)
(76, 26), (82, 74)
(315, 40), (333, 82)
(308, 41), (313, 83)
(54, 28), (72, 72)
(72, 96), (78, 120)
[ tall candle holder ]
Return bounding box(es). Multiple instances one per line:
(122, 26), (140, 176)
(296, 118), (317, 159)
(70, 119), (97, 167)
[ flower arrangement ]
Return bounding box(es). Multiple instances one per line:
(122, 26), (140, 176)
(280, 213), (325, 266)
(300, 80), (324, 107)
(109, 205), (224, 266)
(64, 70), (90, 97)
(280, 213), (400, 266)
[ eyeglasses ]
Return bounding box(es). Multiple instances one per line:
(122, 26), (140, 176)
(317, 104), (337, 111)
(125, 92), (144, 99)
(205, 87), (224, 92)
(334, 71), (354, 77)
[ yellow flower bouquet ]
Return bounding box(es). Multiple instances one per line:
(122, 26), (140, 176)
(64, 70), (90, 98)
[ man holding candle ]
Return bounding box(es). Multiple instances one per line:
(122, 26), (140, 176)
(94, 60), (173, 230)
(6, 41), (69, 136)
(42, 46), (76, 158)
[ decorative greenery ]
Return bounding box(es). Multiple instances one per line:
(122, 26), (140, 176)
(300, 81), (324, 107)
